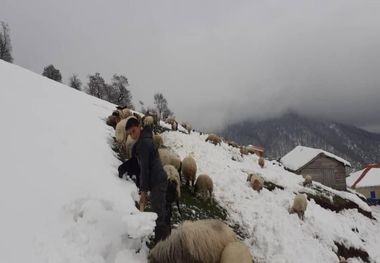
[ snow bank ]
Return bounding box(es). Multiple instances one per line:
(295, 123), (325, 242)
(0, 61), (154, 263)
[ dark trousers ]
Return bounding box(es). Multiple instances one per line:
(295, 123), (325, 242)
(151, 182), (171, 243)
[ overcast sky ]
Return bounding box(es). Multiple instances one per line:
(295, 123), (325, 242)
(1, 0), (380, 132)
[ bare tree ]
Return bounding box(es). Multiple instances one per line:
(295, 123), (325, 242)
(154, 93), (173, 119)
(0, 22), (13, 63)
(69, 74), (82, 90)
(42, 65), (62, 82)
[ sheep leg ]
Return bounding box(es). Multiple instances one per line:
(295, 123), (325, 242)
(176, 199), (182, 216)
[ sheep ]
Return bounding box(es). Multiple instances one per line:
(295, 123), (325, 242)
(153, 134), (164, 149)
(220, 241), (253, 263)
(148, 219), (237, 263)
(205, 134), (222, 146)
(112, 108), (132, 119)
(194, 174), (213, 203)
(106, 115), (121, 129)
(171, 120), (178, 131)
(289, 193), (308, 220)
(258, 157), (265, 168)
(303, 175), (312, 187)
(182, 122), (192, 134)
(165, 116), (176, 125)
(115, 118), (128, 144)
(182, 156), (197, 187)
(164, 164), (181, 218)
(248, 173), (264, 192)
(143, 115), (155, 128)
(163, 165), (181, 198)
(240, 146), (249, 156)
(145, 110), (160, 126)
(158, 148), (182, 173)
(124, 135), (136, 160)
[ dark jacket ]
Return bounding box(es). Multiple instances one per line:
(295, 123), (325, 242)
(132, 127), (167, 191)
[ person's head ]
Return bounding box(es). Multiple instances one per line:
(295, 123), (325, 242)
(125, 116), (141, 140)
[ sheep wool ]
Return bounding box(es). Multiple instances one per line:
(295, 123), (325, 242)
(303, 175), (313, 187)
(149, 219), (237, 263)
(205, 134), (222, 146)
(195, 174), (213, 202)
(250, 174), (264, 192)
(220, 241), (253, 263)
(181, 156), (197, 186)
(289, 193), (308, 220)
(164, 164), (181, 198)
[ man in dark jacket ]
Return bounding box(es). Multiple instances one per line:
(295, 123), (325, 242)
(125, 116), (170, 243)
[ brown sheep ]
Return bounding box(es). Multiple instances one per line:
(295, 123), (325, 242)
(113, 108), (132, 119)
(148, 219), (237, 263)
(220, 241), (253, 263)
(182, 156), (197, 186)
(258, 157), (265, 168)
(171, 120), (178, 131)
(240, 147), (249, 156)
(195, 174), (214, 203)
(106, 115), (121, 129)
(249, 174), (264, 192)
(205, 134), (222, 146)
(289, 194), (308, 220)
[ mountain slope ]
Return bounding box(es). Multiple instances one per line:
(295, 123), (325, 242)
(1, 60), (379, 263)
(0, 60), (155, 262)
(220, 112), (380, 169)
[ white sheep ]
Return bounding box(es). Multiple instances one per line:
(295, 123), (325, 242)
(165, 116), (176, 125)
(289, 193), (308, 220)
(148, 219), (237, 263)
(181, 122), (192, 134)
(220, 241), (253, 263)
(158, 148), (181, 171)
(182, 156), (197, 187)
(143, 115), (154, 128)
(113, 108), (132, 119)
(153, 134), (164, 149)
(205, 134), (222, 146)
(303, 175), (313, 187)
(115, 118), (128, 144)
(195, 174), (214, 203)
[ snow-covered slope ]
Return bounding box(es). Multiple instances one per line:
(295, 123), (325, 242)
(161, 131), (380, 263)
(1, 60), (379, 263)
(0, 60), (155, 263)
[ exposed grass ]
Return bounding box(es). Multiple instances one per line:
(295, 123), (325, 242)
(334, 242), (370, 263)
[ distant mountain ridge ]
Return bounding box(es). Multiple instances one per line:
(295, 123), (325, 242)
(220, 112), (380, 169)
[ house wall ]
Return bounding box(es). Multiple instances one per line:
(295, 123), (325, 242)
(299, 155), (347, 190)
(354, 186), (380, 199)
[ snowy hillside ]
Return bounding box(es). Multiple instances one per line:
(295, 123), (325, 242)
(0, 60), (155, 263)
(0, 60), (379, 263)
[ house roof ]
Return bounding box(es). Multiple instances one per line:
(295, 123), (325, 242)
(347, 164), (380, 188)
(280, 145), (351, 172)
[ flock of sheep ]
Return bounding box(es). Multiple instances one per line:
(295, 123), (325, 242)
(106, 106), (311, 263)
